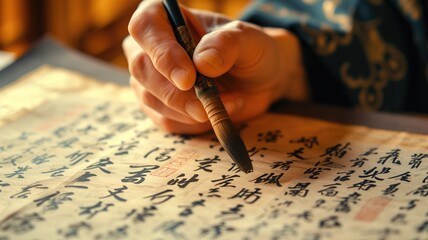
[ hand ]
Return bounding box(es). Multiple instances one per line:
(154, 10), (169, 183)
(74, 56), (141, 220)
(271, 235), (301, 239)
(123, 0), (309, 134)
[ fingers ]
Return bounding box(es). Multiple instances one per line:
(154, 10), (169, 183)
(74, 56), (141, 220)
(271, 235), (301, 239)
(124, 1), (284, 134)
(130, 76), (211, 134)
(141, 102), (212, 134)
(130, 77), (206, 125)
(193, 21), (274, 81)
(128, 0), (195, 90)
(124, 37), (208, 123)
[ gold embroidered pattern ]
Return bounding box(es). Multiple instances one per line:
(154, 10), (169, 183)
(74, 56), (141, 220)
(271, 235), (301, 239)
(340, 20), (407, 110)
(302, 25), (353, 55)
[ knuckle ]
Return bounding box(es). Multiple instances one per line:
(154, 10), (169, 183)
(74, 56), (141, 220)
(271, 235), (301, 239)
(222, 20), (258, 37)
(128, 3), (156, 38)
(128, 1), (164, 40)
(141, 91), (157, 109)
(161, 85), (178, 107)
(129, 52), (147, 80)
(148, 41), (173, 70)
(207, 28), (238, 48)
(128, 12), (144, 38)
(228, 20), (246, 30)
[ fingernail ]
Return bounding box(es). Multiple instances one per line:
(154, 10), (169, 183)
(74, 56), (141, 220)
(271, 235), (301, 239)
(186, 99), (208, 122)
(171, 68), (189, 90)
(197, 49), (224, 69)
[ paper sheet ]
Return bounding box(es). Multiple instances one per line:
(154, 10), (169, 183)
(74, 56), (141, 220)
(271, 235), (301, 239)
(0, 66), (427, 240)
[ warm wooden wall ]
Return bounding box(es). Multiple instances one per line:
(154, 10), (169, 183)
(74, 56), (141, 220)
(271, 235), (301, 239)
(0, 0), (251, 68)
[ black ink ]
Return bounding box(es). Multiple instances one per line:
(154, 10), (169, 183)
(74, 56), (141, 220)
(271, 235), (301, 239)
(178, 199), (205, 217)
(1, 213), (44, 234)
(85, 157), (113, 174)
(34, 191), (74, 211)
(58, 221), (92, 238)
(195, 155), (221, 172)
(2, 154), (22, 166)
(164, 133), (193, 144)
(155, 220), (185, 239)
(31, 154), (55, 165)
(144, 189), (175, 205)
(79, 201), (114, 219)
(382, 183), (400, 196)
(144, 147), (175, 161)
(285, 183), (310, 197)
(359, 167), (390, 181)
(320, 143), (351, 158)
(121, 165), (159, 184)
(167, 173), (199, 188)
(388, 171), (411, 182)
(200, 221), (235, 238)
(378, 149), (401, 165)
(211, 175), (239, 188)
(94, 225), (128, 240)
(247, 147), (267, 158)
(57, 137), (79, 148)
(65, 171), (97, 189)
(287, 148), (305, 160)
(66, 150), (93, 166)
(270, 161), (293, 171)
(304, 167), (330, 179)
(406, 184), (428, 197)
(41, 166), (69, 177)
(350, 157), (369, 168)
(257, 130), (283, 143)
(110, 140), (139, 156)
(335, 192), (361, 213)
(216, 204), (244, 220)
(229, 188), (262, 204)
(5, 165), (31, 178)
(76, 125), (97, 135)
(100, 186), (128, 202)
(319, 215), (341, 229)
(334, 170), (355, 182)
(290, 136), (319, 149)
(10, 183), (48, 199)
(125, 205), (157, 223)
(251, 173), (284, 187)
(348, 179), (377, 191)
(318, 183), (341, 197)
(409, 153), (428, 169)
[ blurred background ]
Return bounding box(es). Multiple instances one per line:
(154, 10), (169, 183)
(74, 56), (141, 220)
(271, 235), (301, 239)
(0, 0), (251, 69)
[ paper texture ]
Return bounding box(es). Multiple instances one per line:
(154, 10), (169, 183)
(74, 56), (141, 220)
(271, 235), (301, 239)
(0, 66), (427, 240)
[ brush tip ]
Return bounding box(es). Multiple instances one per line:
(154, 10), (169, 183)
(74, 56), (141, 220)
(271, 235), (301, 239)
(213, 119), (253, 173)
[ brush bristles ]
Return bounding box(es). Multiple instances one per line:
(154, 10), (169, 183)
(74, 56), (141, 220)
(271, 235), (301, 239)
(213, 119), (253, 173)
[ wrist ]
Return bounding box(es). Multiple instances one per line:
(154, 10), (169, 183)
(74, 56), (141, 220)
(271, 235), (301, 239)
(265, 27), (309, 103)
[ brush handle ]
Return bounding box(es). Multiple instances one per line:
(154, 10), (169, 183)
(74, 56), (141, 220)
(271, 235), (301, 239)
(197, 85), (230, 127)
(174, 25), (230, 126)
(174, 25), (220, 96)
(163, 0), (253, 173)
(164, 5), (231, 126)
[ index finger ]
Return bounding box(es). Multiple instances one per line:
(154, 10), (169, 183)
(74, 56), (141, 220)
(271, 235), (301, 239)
(128, 0), (196, 91)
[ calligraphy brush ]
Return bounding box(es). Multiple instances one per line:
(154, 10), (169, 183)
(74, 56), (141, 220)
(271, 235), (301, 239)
(162, 0), (253, 173)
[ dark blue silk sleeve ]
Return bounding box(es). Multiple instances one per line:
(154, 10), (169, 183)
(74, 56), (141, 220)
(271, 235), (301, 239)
(240, 0), (428, 113)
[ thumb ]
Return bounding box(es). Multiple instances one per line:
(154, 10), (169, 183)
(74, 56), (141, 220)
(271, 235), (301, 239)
(193, 20), (275, 80)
